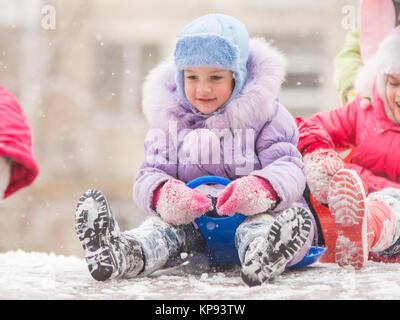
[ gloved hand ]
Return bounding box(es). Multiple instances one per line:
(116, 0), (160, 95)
(153, 179), (213, 225)
(303, 143), (344, 204)
(216, 176), (278, 216)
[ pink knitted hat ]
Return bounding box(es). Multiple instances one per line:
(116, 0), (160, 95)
(360, 0), (397, 63)
(376, 26), (400, 75)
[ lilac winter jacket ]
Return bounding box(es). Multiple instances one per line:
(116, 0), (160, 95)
(133, 38), (306, 217)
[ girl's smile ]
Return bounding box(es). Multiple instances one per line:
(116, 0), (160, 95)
(196, 97), (218, 105)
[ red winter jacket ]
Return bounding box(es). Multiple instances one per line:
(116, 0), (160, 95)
(0, 86), (39, 198)
(297, 82), (400, 193)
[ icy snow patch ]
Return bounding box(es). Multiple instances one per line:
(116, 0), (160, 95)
(2, 250), (400, 299)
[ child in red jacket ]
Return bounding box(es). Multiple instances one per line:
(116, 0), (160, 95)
(0, 86), (39, 200)
(297, 27), (400, 268)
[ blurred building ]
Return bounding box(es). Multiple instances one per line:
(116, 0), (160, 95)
(0, 0), (358, 257)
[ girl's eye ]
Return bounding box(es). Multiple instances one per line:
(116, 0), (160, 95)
(211, 76), (223, 80)
(186, 75), (197, 80)
(390, 82), (400, 87)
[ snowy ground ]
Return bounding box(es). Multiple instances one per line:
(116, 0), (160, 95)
(1, 250), (400, 300)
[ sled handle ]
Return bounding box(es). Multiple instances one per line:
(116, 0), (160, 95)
(186, 176), (231, 189)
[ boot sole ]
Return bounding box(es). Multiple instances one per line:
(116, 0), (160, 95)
(74, 189), (118, 281)
(241, 207), (312, 286)
(328, 169), (368, 269)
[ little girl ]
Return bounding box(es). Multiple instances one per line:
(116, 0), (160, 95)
(0, 86), (39, 200)
(297, 27), (400, 268)
(75, 14), (317, 286)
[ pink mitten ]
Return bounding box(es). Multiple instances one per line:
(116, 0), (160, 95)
(153, 179), (213, 225)
(303, 143), (344, 204)
(216, 176), (278, 216)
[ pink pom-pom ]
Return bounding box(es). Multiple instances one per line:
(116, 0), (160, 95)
(360, 98), (371, 110)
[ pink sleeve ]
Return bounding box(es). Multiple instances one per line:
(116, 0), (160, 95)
(0, 87), (39, 198)
(345, 163), (400, 193)
(296, 98), (360, 154)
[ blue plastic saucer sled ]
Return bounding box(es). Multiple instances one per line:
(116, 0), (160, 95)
(186, 176), (326, 267)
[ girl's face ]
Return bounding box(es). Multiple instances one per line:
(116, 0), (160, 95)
(386, 74), (400, 124)
(184, 67), (234, 114)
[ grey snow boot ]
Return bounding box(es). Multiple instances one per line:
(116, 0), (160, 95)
(74, 189), (144, 281)
(240, 207), (312, 286)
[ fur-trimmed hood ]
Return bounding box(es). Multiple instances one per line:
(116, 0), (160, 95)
(142, 37), (286, 131)
(354, 26), (400, 125)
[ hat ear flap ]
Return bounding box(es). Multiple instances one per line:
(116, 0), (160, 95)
(354, 58), (377, 100)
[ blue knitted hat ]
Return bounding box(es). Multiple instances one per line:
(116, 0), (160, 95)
(174, 14), (250, 113)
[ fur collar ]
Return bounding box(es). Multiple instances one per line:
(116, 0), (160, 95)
(142, 37), (286, 131)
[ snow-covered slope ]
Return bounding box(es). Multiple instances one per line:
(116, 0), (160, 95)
(1, 250), (400, 300)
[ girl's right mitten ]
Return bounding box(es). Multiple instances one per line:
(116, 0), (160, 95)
(153, 179), (213, 225)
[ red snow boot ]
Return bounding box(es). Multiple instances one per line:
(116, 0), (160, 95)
(327, 169), (369, 269)
(327, 169), (397, 268)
